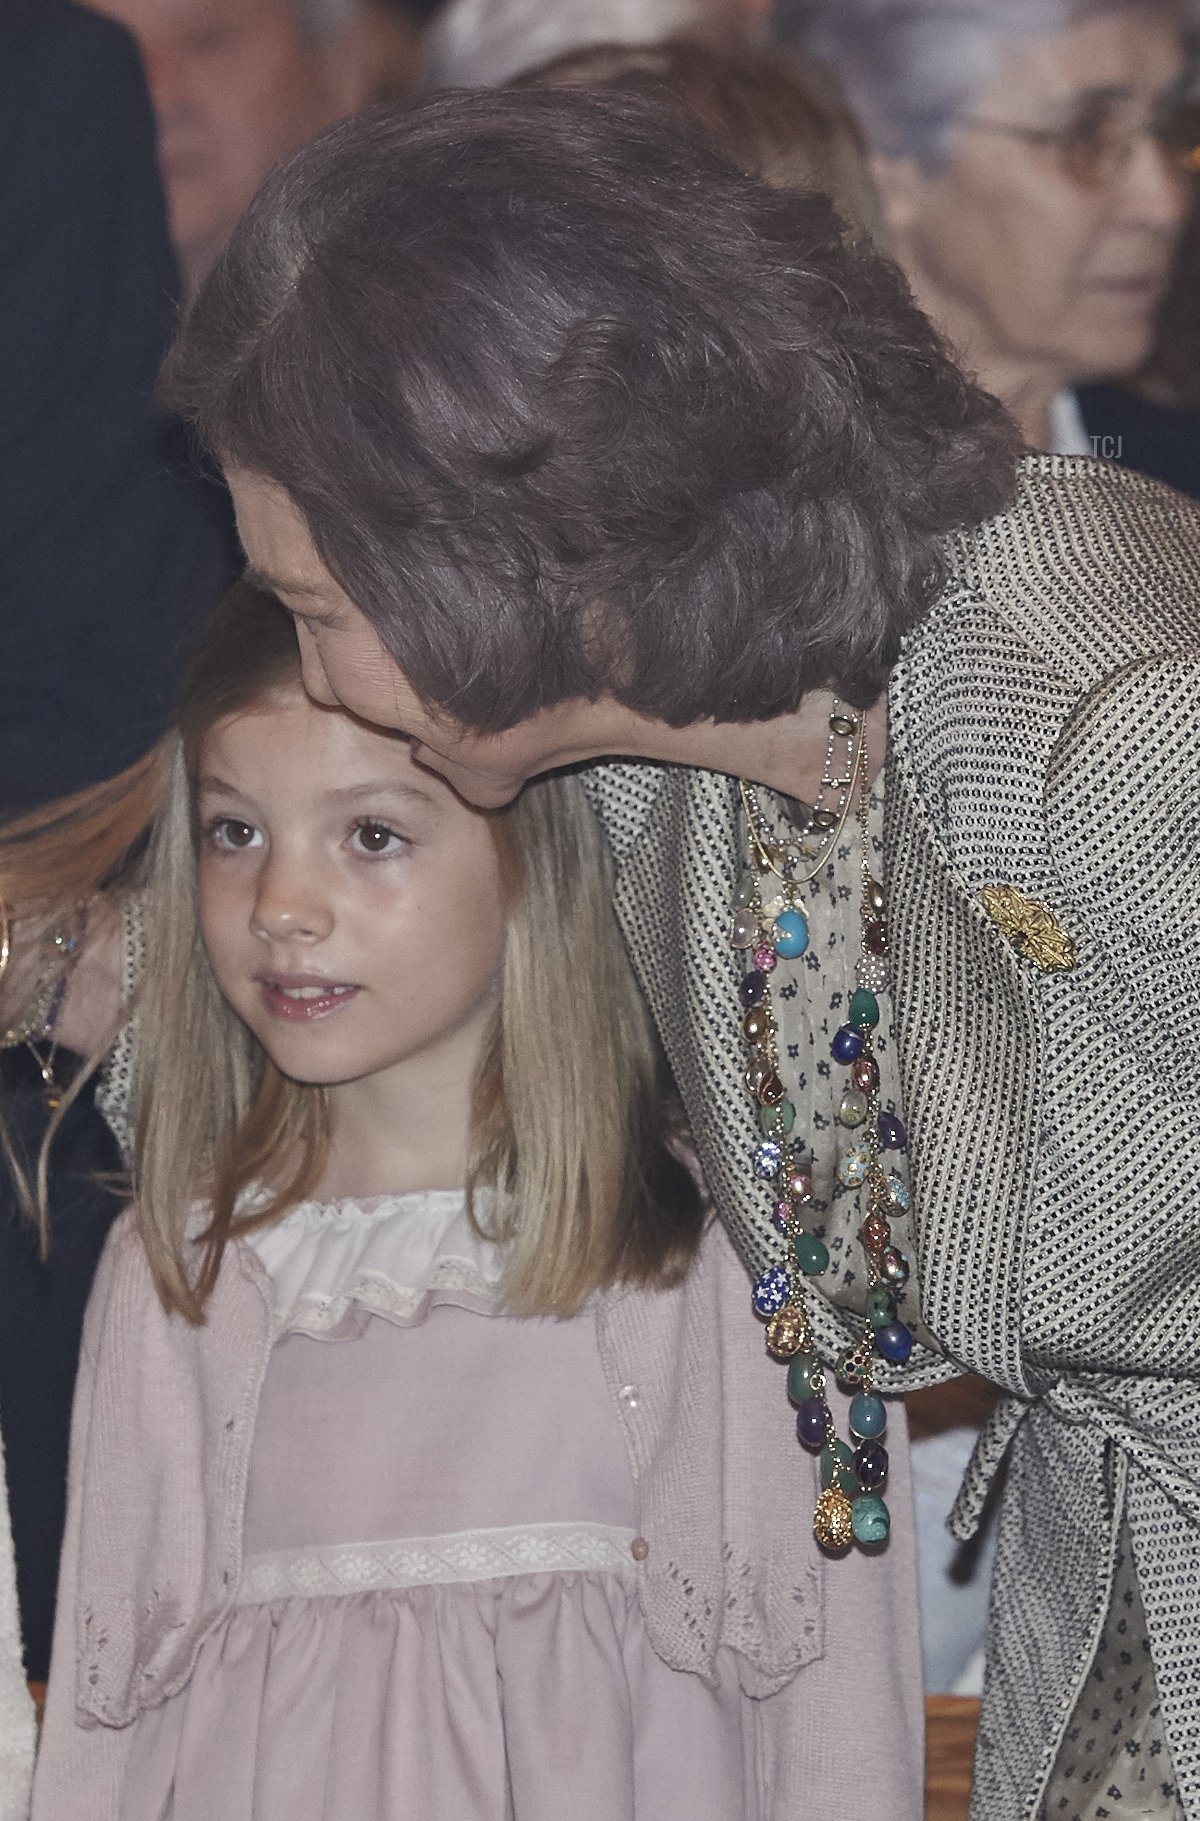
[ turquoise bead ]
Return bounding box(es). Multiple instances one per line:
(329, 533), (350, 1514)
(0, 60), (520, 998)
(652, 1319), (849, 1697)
(851, 1493), (890, 1545)
(793, 1231), (829, 1276)
(848, 988), (880, 1030)
(773, 908), (810, 959)
(849, 1392), (887, 1439)
(786, 1350), (822, 1404)
(820, 1439), (859, 1495)
(866, 1287), (896, 1329)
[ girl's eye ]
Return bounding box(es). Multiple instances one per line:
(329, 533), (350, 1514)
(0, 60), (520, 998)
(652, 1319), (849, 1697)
(206, 817), (262, 851)
(350, 820), (405, 858)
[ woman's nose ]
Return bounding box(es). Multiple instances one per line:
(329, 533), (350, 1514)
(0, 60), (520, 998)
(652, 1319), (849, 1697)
(1119, 130), (1191, 232)
(295, 623), (340, 707)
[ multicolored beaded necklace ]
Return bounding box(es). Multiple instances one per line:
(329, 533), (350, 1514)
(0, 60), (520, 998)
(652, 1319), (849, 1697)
(732, 701), (913, 1553)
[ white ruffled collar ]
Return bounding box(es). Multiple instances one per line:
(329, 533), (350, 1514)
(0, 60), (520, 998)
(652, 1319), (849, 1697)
(245, 1187), (508, 1340)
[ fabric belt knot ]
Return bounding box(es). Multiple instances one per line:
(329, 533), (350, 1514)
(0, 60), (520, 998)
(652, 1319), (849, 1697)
(950, 1371), (1200, 1543)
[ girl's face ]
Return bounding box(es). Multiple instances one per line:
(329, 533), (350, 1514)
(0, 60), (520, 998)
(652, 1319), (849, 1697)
(196, 690), (508, 1096)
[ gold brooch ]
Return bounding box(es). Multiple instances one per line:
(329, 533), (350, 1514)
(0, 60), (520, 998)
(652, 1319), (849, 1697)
(980, 884), (1076, 972)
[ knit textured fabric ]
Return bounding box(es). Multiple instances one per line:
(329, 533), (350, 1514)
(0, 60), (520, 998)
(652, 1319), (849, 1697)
(585, 456), (1200, 1820)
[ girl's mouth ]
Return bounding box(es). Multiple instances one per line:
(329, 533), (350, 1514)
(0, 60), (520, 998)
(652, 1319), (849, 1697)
(257, 976), (361, 1022)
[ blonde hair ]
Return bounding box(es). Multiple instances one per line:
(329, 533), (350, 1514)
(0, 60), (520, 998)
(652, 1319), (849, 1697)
(126, 585), (701, 1320)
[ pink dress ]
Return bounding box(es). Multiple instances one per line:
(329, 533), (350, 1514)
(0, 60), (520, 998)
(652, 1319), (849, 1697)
(116, 1192), (770, 1820)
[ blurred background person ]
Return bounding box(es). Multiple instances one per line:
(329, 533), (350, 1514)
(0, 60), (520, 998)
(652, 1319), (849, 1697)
(1138, 191), (1200, 410)
(84, 0), (388, 295)
(1076, 188), (1200, 494)
(423, 0), (759, 91)
(774, 0), (1200, 484)
(520, 35), (883, 237)
(2, 0), (237, 818)
(0, 0), (236, 1752)
(367, 0), (428, 96)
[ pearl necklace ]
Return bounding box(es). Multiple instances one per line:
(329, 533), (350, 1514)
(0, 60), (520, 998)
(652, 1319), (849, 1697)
(732, 704), (912, 1552)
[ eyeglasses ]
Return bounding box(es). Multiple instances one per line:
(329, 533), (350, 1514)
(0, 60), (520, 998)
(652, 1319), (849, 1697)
(959, 93), (1200, 190)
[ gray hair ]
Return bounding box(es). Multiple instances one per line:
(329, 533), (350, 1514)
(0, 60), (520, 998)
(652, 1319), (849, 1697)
(423, 0), (747, 89)
(774, 0), (1192, 165)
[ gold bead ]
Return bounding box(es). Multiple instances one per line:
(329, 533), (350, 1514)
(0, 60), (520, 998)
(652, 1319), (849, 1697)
(764, 1308), (809, 1360)
(813, 1487), (855, 1552)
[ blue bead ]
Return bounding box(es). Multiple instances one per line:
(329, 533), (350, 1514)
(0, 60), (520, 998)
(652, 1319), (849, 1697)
(753, 1140), (783, 1180)
(738, 971), (766, 1009)
(751, 1267), (792, 1317)
(852, 1439), (889, 1490)
(849, 1392), (888, 1439)
(831, 1024), (864, 1064)
(875, 1321), (913, 1363)
(795, 1397), (828, 1449)
(773, 908), (810, 959)
(851, 1493), (890, 1546)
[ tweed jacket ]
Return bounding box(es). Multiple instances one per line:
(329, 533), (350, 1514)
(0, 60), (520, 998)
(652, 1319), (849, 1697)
(584, 456), (1200, 1821)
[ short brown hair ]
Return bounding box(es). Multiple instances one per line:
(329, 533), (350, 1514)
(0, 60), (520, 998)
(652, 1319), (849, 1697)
(519, 37), (884, 240)
(164, 87), (1018, 726)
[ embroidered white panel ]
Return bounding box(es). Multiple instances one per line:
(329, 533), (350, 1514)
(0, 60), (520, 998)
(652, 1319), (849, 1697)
(236, 1521), (639, 1604)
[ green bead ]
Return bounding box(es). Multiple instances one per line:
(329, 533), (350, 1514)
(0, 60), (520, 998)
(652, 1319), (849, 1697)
(786, 1350), (822, 1404)
(820, 1439), (859, 1495)
(758, 1097), (796, 1136)
(849, 1392), (887, 1439)
(851, 1493), (890, 1545)
(734, 874), (756, 909)
(793, 1231), (829, 1276)
(848, 989), (880, 1030)
(866, 1287), (896, 1329)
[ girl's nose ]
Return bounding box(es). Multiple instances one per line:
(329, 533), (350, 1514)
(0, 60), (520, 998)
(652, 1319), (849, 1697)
(250, 860), (334, 945)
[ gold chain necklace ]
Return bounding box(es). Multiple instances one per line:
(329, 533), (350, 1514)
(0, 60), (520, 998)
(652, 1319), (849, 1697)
(733, 702), (912, 1552)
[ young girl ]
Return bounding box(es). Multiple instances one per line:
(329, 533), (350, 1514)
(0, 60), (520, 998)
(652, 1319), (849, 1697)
(28, 587), (923, 1820)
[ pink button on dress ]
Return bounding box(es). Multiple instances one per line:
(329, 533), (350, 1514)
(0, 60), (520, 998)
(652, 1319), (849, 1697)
(117, 1193), (767, 1821)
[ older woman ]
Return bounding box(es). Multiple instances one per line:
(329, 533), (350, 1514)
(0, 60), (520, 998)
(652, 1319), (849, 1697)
(780, 0), (1199, 459)
(158, 91), (1200, 1819)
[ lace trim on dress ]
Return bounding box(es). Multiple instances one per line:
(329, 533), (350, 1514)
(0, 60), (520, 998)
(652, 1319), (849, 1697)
(235, 1522), (639, 1605)
(244, 1188), (508, 1338)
